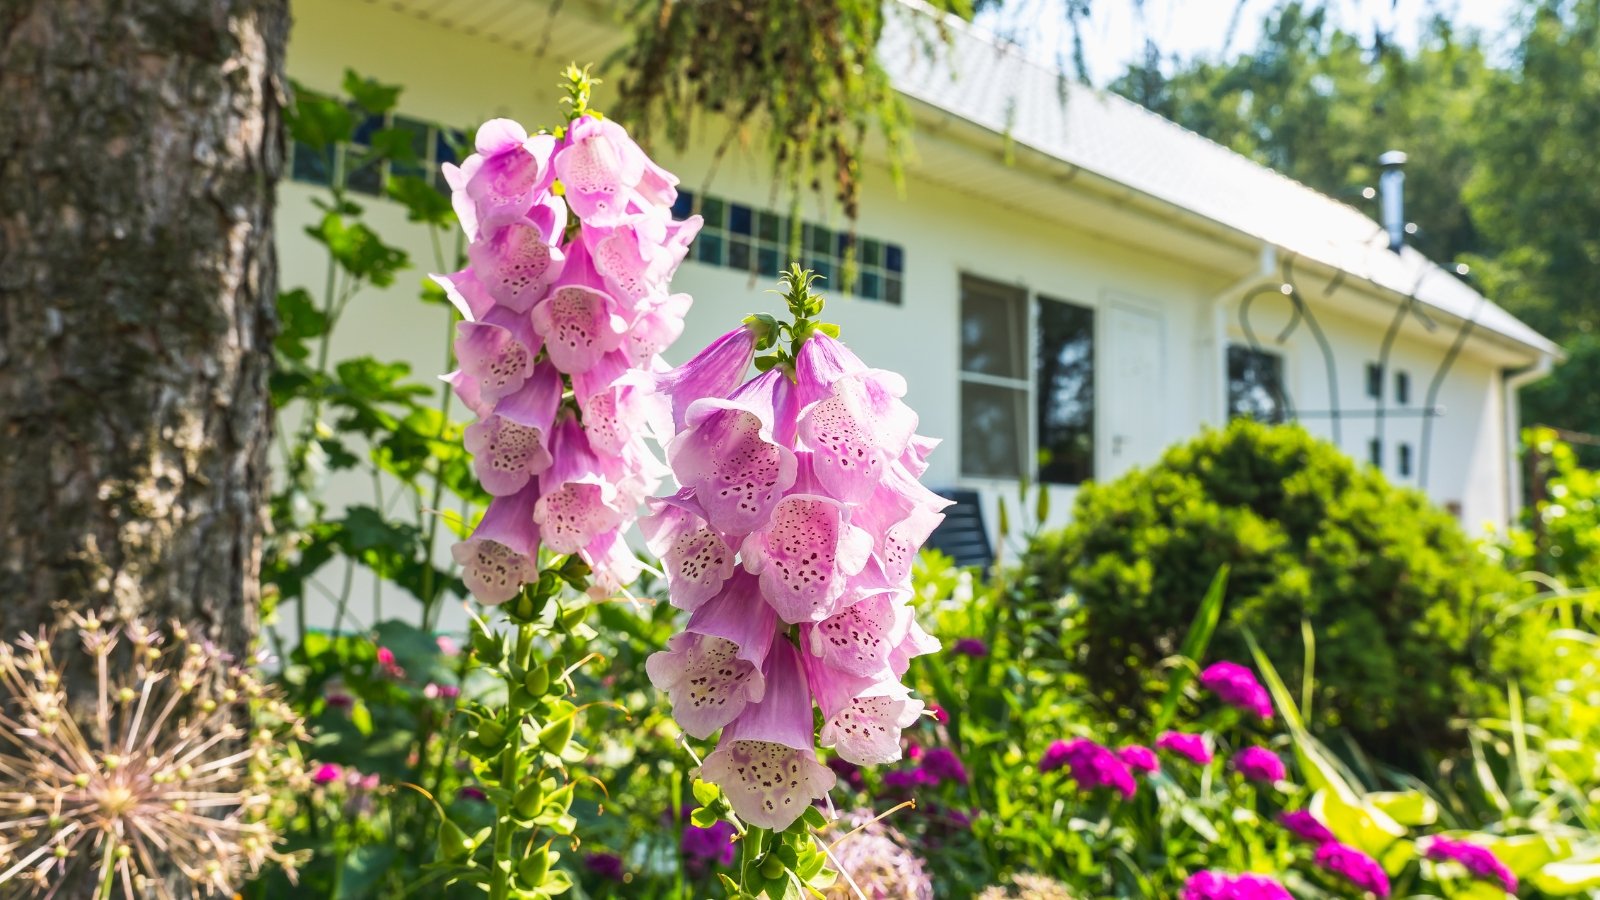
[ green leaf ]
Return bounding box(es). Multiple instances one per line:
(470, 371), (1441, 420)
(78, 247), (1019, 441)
(1365, 790), (1437, 827)
(274, 288), (328, 361)
(367, 126), (420, 165)
(288, 84), (356, 149)
(386, 175), (455, 226)
(342, 69), (402, 115)
(692, 779), (721, 808)
(1153, 566), (1228, 733)
(306, 213), (409, 286)
(754, 355), (781, 373)
(335, 844), (397, 899)
(1530, 863), (1600, 895)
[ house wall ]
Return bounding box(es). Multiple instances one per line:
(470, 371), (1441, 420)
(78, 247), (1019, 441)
(276, 0), (1519, 634)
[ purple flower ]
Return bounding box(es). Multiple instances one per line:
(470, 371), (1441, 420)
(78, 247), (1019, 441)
(324, 689), (354, 712)
(584, 852), (627, 882)
(1157, 731), (1215, 766)
(919, 747), (968, 786)
(1278, 809), (1336, 845)
(1199, 661), (1274, 721)
(1422, 836), (1517, 893)
(1117, 745), (1160, 774)
(681, 816), (737, 867)
(424, 682), (461, 701)
(1038, 738), (1136, 798)
(1231, 746), (1287, 784)
(457, 786), (488, 803)
(951, 638), (988, 657)
(436, 635), (461, 657)
(1314, 842), (1391, 897)
(881, 768), (932, 791)
(1182, 870), (1293, 900)
(311, 763), (343, 786)
(828, 756), (866, 790)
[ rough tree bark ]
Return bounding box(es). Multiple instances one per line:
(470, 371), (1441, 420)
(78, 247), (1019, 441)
(0, 0), (288, 655)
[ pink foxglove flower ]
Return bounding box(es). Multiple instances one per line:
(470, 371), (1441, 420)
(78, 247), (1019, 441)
(1199, 660), (1274, 721)
(648, 293), (949, 829)
(444, 102), (701, 605)
(1181, 870), (1293, 900)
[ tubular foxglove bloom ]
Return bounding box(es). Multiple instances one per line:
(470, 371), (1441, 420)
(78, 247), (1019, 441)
(443, 88), (703, 604)
(647, 270), (948, 830)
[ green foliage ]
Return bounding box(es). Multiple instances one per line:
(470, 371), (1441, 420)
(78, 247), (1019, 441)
(1023, 419), (1542, 754)
(1503, 427), (1600, 586)
(611, 0), (970, 225)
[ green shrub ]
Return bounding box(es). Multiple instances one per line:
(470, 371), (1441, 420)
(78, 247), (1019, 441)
(1024, 419), (1544, 754)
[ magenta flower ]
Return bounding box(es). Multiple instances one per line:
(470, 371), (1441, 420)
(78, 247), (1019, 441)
(1181, 870), (1293, 900)
(583, 852), (627, 883)
(1422, 836), (1517, 893)
(424, 683), (461, 701)
(1039, 738), (1137, 798)
(1117, 745), (1160, 774)
(375, 646), (404, 679)
(311, 763), (343, 786)
(681, 817), (737, 867)
(436, 635), (461, 657)
(1199, 661), (1274, 721)
(1157, 731), (1215, 765)
(323, 686), (354, 712)
(919, 748), (968, 786)
(458, 786), (488, 803)
(1315, 842), (1391, 897)
(881, 768), (932, 791)
(952, 638), (988, 657)
(1231, 746), (1287, 784)
(1278, 809), (1336, 845)
(929, 705), (950, 724)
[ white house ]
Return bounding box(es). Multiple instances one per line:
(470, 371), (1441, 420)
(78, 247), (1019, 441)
(277, 0), (1558, 631)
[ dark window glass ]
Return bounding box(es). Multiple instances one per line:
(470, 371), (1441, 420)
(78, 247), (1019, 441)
(960, 381), (1026, 478)
(696, 232), (723, 265)
(347, 153), (382, 195)
(292, 142), (333, 186)
(672, 189), (694, 220)
(1036, 298), (1095, 485)
(885, 244), (904, 272)
(807, 225), (830, 255)
(859, 271), (881, 300)
(352, 110), (384, 145)
(757, 210), (781, 242)
(1369, 438), (1382, 467)
(700, 196), (726, 229)
(884, 276), (903, 306)
(1366, 362), (1383, 399)
(1396, 370), (1411, 405)
(389, 116), (430, 178)
(861, 239), (882, 267)
(1398, 443), (1413, 476)
(435, 129), (463, 166)
(836, 232), (854, 258)
(758, 246), (781, 277)
(727, 239), (752, 272)
(1227, 345), (1288, 423)
(729, 204), (753, 235)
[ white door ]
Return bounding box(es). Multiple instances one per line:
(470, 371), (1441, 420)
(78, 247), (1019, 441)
(1104, 303), (1166, 478)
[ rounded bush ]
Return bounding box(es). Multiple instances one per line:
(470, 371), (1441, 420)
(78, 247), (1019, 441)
(1025, 420), (1545, 753)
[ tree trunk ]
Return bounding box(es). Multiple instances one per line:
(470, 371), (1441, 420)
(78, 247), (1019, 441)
(0, 0), (288, 655)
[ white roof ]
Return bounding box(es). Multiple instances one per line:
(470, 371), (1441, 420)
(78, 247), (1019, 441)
(879, 4), (1558, 356)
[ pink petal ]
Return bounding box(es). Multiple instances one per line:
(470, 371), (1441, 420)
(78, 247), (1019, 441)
(818, 680), (924, 766)
(657, 324), (757, 430)
(645, 631), (765, 740)
(741, 494), (873, 624)
(530, 285), (628, 374)
(667, 372), (799, 536)
(468, 219), (566, 313)
(804, 593), (909, 678)
(640, 494), (737, 612)
(429, 269), (496, 321)
(699, 740), (834, 831)
(454, 313), (539, 404)
(798, 370), (918, 503)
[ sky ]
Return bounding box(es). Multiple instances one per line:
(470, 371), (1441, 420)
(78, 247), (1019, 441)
(974, 0), (1524, 85)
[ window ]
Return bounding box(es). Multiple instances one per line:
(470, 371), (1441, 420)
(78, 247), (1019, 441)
(1398, 442), (1413, 477)
(959, 277), (1029, 479)
(675, 189), (905, 303)
(286, 99), (462, 198)
(1395, 370), (1411, 405)
(1036, 297), (1095, 485)
(958, 277), (1096, 484)
(1366, 362), (1383, 399)
(1227, 345), (1288, 424)
(1369, 438), (1383, 467)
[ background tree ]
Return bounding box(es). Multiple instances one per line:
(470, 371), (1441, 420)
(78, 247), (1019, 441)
(0, 0), (288, 654)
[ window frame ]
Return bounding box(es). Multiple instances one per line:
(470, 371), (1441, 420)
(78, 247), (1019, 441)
(1224, 342), (1291, 425)
(957, 273), (1097, 485)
